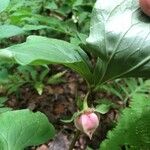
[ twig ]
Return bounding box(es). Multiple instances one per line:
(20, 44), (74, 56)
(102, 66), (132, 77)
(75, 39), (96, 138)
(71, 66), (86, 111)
(69, 130), (81, 150)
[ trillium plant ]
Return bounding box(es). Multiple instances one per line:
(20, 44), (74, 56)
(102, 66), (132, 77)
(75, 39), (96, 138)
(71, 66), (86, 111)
(0, 0), (150, 150)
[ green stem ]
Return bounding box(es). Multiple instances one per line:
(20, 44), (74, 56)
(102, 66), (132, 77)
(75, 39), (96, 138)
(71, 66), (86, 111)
(83, 92), (89, 110)
(69, 130), (81, 150)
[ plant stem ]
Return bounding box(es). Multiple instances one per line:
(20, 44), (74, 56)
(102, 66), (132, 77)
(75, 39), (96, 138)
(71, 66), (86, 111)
(69, 130), (81, 150)
(83, 92), (89, 110)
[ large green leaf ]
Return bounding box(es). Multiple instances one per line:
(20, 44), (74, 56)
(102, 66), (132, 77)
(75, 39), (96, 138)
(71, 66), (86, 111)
(0, 0), (10, 13)
(86, 0), (150, 84)
(0, 109), (55, 150)
(0, 25), (24, 39)
(0, 24), (68, 40)
(0, 36), (93, 83)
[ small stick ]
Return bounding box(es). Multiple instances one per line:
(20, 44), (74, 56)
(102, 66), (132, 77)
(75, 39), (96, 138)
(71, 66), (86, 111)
(69, 130), (81, 150)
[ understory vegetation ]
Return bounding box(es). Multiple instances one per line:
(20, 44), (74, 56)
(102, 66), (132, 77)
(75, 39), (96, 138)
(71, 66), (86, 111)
(0, 0), (150, 150)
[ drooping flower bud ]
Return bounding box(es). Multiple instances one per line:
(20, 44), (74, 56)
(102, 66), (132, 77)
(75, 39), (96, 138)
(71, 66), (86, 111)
(74, 109), (99, 139)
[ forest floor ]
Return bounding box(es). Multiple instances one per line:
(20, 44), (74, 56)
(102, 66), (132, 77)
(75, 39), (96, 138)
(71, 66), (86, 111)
(6, 66), (121, 150)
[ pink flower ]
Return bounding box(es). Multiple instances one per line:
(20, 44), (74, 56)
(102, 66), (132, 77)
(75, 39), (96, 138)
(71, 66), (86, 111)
(74, 110), (99, 139)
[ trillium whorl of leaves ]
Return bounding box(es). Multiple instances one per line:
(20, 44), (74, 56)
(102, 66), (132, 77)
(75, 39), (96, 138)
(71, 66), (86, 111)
(86, 0), (150, 84)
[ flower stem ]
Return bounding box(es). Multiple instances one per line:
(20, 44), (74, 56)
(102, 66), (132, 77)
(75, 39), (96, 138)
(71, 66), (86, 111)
(69, 130), (81, 150)
(83, 92), (89, 110)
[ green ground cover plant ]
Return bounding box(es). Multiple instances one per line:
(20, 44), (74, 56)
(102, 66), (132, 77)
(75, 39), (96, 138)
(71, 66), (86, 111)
(0, 0), (150, 150)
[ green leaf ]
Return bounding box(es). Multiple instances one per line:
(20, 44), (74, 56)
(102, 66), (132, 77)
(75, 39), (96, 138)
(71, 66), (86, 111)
(34, 82), (44, 95)
(0, 69), (8, 83)
(22, 25), (50, 31)
(0, 0), (10, 13)
(95, 99), (117, 114)
(0, 109), (55, 150)
(47, 71), (66, 84)
(87, 0), (150, 84)
(8, 35), (81, 64)
(97, 84), (124, 100)
(0, 97), (8, 104)
(73, 0), (83, 8)
(0, 25), (24, 39)
(96, 103), (111, 114)
(0, 107), (12, 113)
(61, 112), (80, 123)
(0, 24), (54, 40)
(45, 1), (58, 10)
(100, 94), (150, 150)
(0, 35), (93, 84)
